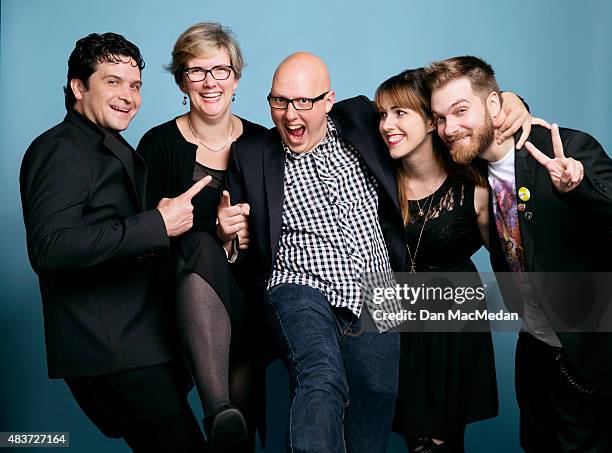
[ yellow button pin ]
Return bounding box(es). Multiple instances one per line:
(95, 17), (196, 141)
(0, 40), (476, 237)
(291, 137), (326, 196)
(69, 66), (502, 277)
(518, 187), (531, 202)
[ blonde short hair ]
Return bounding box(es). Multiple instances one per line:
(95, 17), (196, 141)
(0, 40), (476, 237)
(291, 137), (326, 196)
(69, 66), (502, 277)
(166, 22), (244, 86)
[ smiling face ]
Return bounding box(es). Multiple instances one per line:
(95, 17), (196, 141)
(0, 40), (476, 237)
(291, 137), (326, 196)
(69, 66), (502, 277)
(71, 57), (142, 132)
(378, 97), (433, 160)
(430, 78), (495, 164)
(269, 53), (334, 153)
(182, 48), (238, 120)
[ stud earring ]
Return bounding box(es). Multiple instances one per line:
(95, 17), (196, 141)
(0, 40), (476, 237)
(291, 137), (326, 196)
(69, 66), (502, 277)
(182, 94), (187, 106)
(232, 93), (236, 102)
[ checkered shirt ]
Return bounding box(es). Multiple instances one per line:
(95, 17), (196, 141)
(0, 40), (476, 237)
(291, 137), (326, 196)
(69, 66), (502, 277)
(267, 117), (393, 317)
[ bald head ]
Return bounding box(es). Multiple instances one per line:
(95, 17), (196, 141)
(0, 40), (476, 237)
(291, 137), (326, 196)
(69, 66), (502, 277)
(272, 52), (331, 93)
(269, 52), (335, 153)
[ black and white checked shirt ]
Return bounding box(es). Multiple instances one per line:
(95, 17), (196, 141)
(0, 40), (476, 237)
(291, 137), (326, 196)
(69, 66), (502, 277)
(267, 118), (393, 317)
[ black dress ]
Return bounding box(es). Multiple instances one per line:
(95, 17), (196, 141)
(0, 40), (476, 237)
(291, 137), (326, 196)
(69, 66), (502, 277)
(392, 177), (498, 439)
(136, 117), (266, 325)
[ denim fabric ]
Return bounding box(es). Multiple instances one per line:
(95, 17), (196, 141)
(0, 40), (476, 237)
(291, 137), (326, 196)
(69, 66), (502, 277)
(266, 283), (400, 453)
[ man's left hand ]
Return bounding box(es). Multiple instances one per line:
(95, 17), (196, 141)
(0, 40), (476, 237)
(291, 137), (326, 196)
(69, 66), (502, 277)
(524, 123), (585, 193)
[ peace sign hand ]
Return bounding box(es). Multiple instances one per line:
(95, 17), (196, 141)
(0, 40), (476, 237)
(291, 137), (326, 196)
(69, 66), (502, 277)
(524, 124), (585, 193)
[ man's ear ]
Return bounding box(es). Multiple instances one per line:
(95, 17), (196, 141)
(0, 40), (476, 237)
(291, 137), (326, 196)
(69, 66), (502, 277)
(486, 91), (501, 121)
(70, 79), (86, 101)
(324, 90), (335, 113)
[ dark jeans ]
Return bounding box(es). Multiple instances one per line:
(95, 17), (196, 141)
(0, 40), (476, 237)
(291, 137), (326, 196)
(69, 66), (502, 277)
(515, 332), (610, 452)
(265, 283), (400, 453)
(65, 361), (205, 452)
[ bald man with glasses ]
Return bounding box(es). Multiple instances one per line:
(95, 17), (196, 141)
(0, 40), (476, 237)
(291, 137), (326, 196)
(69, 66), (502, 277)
(217, 52), (404, 453)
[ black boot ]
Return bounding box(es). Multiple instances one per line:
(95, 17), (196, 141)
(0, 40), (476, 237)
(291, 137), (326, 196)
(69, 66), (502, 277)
(204, 402), (248, 453)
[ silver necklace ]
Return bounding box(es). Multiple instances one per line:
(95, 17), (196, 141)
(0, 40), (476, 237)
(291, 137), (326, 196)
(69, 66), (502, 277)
(406, 175), (440, 272)
(187, 113), (235, 153)
(414, 175), (441, 217)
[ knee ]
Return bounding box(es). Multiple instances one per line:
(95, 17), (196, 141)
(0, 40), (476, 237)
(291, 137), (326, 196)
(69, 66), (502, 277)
(285, 340), (348, 403)
(295, 366), (349, 407)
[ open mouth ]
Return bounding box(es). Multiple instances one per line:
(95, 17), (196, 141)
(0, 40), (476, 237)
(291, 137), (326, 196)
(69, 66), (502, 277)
(200, 92), (222, 102)
(387, 134), (405, 146)
(286, 124), (306, 141)
(110, 105), (130, 114)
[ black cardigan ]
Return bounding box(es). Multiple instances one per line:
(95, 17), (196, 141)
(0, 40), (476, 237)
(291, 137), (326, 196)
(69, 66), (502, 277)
(137, 116), (267, 209)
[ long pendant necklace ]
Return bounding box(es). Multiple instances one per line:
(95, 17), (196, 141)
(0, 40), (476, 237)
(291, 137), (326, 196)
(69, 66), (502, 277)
(406, 175), (440, 272)
(415, 199), (426, 217)
(414, 174), (440, 217)
(187, 113), (235, 153)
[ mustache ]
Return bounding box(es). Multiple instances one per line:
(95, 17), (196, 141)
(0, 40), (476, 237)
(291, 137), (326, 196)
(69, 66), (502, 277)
(445, 133), (470, 143)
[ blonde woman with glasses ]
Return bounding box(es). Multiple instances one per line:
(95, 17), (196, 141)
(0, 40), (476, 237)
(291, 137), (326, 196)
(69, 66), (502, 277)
(137, 22), (266, 453)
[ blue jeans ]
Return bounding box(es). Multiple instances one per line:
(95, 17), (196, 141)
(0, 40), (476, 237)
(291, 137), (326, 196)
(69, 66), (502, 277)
(265, 283), (400, 453)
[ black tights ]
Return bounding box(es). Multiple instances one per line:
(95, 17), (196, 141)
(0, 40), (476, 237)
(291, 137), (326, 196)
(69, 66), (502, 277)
(176, 273), (256, 444)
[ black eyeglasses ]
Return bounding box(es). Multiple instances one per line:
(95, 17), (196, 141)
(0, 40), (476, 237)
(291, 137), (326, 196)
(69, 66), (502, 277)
(267, 91), (329, 110)
(184, 65), (233, 82)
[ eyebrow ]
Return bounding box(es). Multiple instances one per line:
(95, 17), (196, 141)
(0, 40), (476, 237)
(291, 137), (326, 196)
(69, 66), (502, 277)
(450, 98), (470, 108)
(102, 73), (142, 84)
(433, 98), (470, 116)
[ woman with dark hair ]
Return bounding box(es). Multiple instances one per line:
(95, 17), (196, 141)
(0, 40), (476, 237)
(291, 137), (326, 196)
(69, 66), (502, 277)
(375, 69), (498, 452)
(137, 22), (265, 453)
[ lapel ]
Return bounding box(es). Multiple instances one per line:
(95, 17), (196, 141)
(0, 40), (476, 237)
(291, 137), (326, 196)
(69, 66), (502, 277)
(262, 130), (285, 263)
(133, 151), (146, 207)
(330, 111), (401, 215)
(513, 129), (537, 271)
(67, 110), (144, 211)
(101, 129), (144, 211)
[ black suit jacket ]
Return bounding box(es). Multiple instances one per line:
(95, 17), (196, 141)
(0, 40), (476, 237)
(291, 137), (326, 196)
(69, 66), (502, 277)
(20, 110), (177, 378)
(488, 125), (612, 397)
(226, 96), (405, 296)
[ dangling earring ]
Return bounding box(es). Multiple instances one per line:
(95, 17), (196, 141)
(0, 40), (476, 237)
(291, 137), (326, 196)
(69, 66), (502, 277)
(182, 94), (187, 106)
(232, 93), (236, 102)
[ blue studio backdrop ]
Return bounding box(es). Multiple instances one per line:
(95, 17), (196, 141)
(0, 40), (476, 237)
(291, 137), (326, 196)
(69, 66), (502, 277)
(1, 0), (611, 452)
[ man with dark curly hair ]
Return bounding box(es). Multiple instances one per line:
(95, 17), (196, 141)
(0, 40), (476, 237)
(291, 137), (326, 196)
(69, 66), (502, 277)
(20, 32), (210, 451)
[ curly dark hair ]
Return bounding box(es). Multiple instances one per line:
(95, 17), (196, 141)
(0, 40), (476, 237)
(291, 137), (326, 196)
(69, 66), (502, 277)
(64, 32), (145, 110)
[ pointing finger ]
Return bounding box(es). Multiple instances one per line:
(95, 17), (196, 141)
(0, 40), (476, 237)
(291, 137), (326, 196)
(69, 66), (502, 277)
(220, 190), (232, 208)
(181, 175), (212, 201)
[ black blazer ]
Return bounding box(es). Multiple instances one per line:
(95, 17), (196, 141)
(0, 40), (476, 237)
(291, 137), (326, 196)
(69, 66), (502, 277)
(488, 125), (612, 397)
(226, 96), (405, 296)
(20, 110), (178, 378)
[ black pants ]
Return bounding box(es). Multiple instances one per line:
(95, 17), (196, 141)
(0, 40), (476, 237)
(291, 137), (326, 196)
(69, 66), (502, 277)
(515, 332), (610, 452)
(65, 362), (205, 452)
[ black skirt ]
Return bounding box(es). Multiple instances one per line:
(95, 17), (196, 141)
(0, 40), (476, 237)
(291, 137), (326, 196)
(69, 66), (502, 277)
(392, 330), (498, 438)
(176, 231), (246, 327)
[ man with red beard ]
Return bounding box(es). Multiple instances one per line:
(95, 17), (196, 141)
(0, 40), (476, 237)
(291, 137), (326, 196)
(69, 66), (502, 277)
(427, 55), (612, 452)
